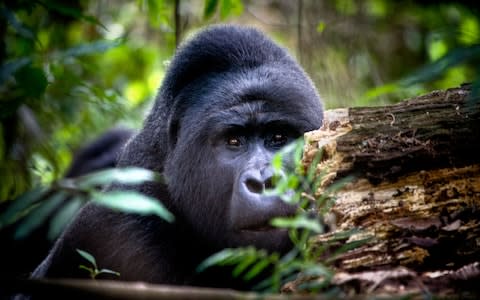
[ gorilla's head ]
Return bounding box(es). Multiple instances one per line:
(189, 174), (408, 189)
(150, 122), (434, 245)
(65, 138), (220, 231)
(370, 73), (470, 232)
(120, 25), (323, 254)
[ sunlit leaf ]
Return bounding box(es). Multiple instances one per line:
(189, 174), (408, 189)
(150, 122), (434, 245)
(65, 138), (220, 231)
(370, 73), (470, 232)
(271, 152), (282, 172)
(316, 21), (326, 33)
(363, 82), (400, 101)
(76, 167), (161, 188)
(286, 174), (299, 190)
(220, 0), (243, 20)
(459, 16), (480, 45)
(77, 249), (97, 267)
(271, 215), (323, 233)
(428, 38), (448, 61)
(366, 0), (388, 17)
(92, 191), (174, 222)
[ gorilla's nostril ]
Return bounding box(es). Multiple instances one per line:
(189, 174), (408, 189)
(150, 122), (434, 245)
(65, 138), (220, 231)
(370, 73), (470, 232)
(246, 179), (264, 194)
(264, 176), (274, 190)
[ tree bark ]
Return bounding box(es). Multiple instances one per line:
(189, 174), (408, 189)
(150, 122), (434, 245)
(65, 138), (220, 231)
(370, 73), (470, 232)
(296, 84), (480, 296)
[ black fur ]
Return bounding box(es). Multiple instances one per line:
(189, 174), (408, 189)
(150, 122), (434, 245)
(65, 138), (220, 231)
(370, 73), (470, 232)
(30, 25), (323, 289)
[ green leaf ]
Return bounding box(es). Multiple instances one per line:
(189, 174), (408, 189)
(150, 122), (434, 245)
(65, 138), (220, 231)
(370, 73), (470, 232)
(98, 268), (120, 277)
(203, 0), (219, 19)
(197, 248), (235, 272)
(232, 253), (258, 277)
(77, 249), (97, 268)
(14, 65), (48, 98)
(400, 45), (480, 86)
(76, 167), (161, 188)
(14, 192), (66, 240)
(271, 215), (323, 233)
(56, 39), (122, 60)
(363, 82), (400, 101)
(244, 258), (270, 281)
(0, 187), (47, 228)
(271, 152), (283, 172)
(316, 21), (326, 33)
(92, 191), (174, 222)
(220, 0), (244, 20)
(47, 197), (83, 241)
(78, 265), (94, 275)
(286, 174), (299, 190)
(197, 248), (260, 272)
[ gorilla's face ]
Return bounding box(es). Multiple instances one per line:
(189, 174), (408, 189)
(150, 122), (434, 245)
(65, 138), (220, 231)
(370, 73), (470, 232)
(164, 72), (318, 253)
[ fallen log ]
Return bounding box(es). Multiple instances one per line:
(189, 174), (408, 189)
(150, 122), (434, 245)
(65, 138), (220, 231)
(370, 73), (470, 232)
(294, 84), (480, 296)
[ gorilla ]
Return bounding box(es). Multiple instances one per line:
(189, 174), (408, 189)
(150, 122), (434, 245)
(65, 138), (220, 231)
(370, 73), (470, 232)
(29, 25), (323, 290)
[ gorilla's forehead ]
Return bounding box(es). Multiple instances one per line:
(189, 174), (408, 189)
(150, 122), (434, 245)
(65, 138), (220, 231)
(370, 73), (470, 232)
(208, 101), (292, 127)
(174, 66), (323, 135)
(182, 99), (315, 137)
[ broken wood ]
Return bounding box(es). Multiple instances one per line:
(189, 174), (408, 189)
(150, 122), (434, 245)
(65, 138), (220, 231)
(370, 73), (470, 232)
(297, 84), (480, 296)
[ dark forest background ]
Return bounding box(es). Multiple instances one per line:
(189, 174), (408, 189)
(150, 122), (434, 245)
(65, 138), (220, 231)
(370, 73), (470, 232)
(1, 0), (480, 284)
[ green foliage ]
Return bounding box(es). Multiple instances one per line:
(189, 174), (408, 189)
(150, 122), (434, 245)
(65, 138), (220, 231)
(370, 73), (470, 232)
(360, 3), (480, 103)
(0, 1), (172, 201)
(0, 168), (173, 241)
(198, 140), (358, 293)
(203, 0), (244, 20)
(92, 191), (174, 222)
(138, 0), (173, 28)
(364, 45), (480, 102)
(77, 248), (120, 279)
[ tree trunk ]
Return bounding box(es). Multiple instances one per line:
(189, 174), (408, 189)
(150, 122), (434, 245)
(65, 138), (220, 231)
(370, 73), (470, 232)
(295, 84), (480, 296)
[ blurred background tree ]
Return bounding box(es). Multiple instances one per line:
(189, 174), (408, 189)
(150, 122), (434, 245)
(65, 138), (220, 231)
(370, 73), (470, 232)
(1, 0), (479, 213)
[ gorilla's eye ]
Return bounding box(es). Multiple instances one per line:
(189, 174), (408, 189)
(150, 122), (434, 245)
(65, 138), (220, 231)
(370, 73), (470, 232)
(270, 133), (288, 147)
(226, 136), (242, 147)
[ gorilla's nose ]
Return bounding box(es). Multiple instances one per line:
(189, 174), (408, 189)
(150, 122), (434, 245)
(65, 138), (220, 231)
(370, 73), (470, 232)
(241, 168), (275, 195)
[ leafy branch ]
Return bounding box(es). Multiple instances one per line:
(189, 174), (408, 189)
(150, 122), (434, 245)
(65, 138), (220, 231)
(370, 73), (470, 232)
(0, 167), (174, 241)
(77, 249), (120, 279)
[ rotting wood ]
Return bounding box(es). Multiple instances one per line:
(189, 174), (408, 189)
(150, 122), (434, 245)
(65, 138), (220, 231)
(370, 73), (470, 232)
(296, 84), (480, 296)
